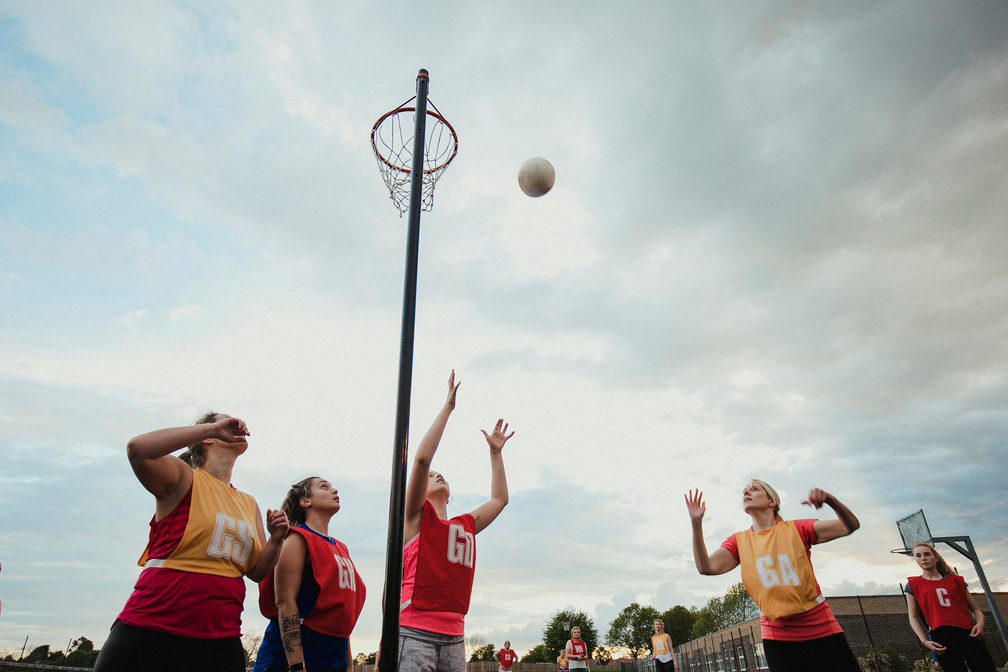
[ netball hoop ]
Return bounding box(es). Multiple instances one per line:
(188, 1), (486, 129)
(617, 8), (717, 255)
(371, 96), (458, 216)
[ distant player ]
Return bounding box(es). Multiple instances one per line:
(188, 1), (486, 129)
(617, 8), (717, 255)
(686, 480), (860, 672)
(397, 370), (513, 672)
(494, 641), (518, 672)
(93, 414), (288, 672)
(565, 627), (589, 672)
(651, 620), (678, 672)
(906, 541), (996, 672)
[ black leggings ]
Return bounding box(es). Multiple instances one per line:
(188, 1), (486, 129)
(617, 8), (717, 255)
(762, 632), (859, 672)
(930, 625), (996, 672)
(92, 620), (246, 672)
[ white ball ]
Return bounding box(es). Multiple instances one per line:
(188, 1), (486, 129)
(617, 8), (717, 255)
(518, 157), (556, 197)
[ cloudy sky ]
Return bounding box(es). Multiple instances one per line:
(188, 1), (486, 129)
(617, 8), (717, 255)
(2, 0), (1007, 659)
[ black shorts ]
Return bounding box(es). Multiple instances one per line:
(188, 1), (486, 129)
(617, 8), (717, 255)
(654, 658), (676, 672)
(930, 625), (996, 672)
(92, 620), (246, 672)
(762, 632), (859, 672)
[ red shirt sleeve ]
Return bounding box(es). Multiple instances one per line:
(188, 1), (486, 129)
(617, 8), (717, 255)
(793, 519), (817, 547)
(720, 532), (739, 561)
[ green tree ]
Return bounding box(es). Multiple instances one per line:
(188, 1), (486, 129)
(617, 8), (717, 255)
(659, 605), (696, 647)
(523, 644), (555, 664)
(543, 610), (598, 662)
(689, 582), (759, 638)
(470, 643), (496, 662)
(719, 583), (758, 626)
(66, 637), (100, 668)
(24, 645), (50, 663)
(594, 646), (613, 665)
(690, 603), (720, 639)
(606, 602), (661, 658)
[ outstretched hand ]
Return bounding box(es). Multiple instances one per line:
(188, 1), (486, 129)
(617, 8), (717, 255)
(481, 419), (514, 453)
(212, 416), (251, 443)
(801, 488), (831, 509)
(445, 370), (461, 410)
(685, 489), (707, 524)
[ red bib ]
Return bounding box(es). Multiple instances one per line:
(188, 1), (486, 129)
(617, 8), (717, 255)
(499, 649), (517, 667)
(259, 526), (366, 638)
(908, 574), (974, 631)
(410, 500), (476, 614)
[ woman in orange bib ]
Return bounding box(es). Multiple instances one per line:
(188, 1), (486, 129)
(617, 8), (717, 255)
(905, 542), (995, 672)
(685, 480), (860, 672)
(651, 620), (678, 672)
(94, 413), (289, 672)
(397, 371), (514, 672)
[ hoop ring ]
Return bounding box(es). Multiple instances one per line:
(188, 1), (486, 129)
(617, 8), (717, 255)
(370, 107), (459, 175)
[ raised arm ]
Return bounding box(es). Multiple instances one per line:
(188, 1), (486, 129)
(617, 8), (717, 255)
(685, 489), (739, 575)
(126, 417), (248, 515)
(404, 371), (460, 537)
(802, 489), (860, 543)
(470, 418), (513, 533)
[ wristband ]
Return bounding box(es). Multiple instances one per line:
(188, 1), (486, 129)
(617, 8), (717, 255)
(289, 663), (305, 672)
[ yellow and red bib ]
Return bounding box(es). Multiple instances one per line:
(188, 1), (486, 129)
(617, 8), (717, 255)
(139, 468), (262, 577)
(735, 520), (823, 622)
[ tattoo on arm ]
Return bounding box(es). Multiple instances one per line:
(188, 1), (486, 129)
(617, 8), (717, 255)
(280, 614), (302, 654)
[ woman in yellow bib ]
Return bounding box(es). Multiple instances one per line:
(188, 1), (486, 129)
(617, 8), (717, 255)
(94, 413), (290, 672)
(651, 620), (678, 672)
(685, 480), (860, 672)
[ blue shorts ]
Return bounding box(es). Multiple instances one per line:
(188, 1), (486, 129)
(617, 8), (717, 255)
(253, 618), (350, 672)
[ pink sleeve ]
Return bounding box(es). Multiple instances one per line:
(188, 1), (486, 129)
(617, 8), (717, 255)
(720, 532), (740, 561)
(794, 519), (817, 547)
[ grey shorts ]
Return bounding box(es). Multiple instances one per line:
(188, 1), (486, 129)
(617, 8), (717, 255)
(399, 627), (466, 672)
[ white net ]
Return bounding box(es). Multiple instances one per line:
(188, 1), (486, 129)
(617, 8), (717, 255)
(371, 101), (458, 216)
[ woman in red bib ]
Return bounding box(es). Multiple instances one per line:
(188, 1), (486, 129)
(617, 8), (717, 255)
(398, 370), (513, 672)
(566, 627), (589, 672)
(255, 476), (366, 672)
(94, 413), (289, 672)
(906, 542), (995, 672)
(685, 480), (860, 672)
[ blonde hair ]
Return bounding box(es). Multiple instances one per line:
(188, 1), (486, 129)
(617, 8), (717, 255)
(750, 479), (784, 521)
(179, 411), (222, 468)
(912, 542), (955, 576)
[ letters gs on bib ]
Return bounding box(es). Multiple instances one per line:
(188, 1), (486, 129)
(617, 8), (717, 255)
(448, 523), (474, 568)
(208, 512), (256, 564)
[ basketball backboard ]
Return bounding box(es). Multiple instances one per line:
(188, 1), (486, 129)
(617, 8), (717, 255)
(896, 509), (933, 554)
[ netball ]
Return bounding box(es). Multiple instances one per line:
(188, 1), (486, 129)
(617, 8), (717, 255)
(518, 157), (556, 197)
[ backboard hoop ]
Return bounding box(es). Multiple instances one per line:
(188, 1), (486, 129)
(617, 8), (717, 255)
(896, 509), (933, 555)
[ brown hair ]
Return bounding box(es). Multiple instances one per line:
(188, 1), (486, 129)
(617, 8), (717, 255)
(282, 477), (320, 527)
(912, 542), (955, 576)
(179, 411), (222, 468)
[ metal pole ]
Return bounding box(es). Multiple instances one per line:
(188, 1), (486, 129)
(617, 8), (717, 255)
(379, 68), (430, 672)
